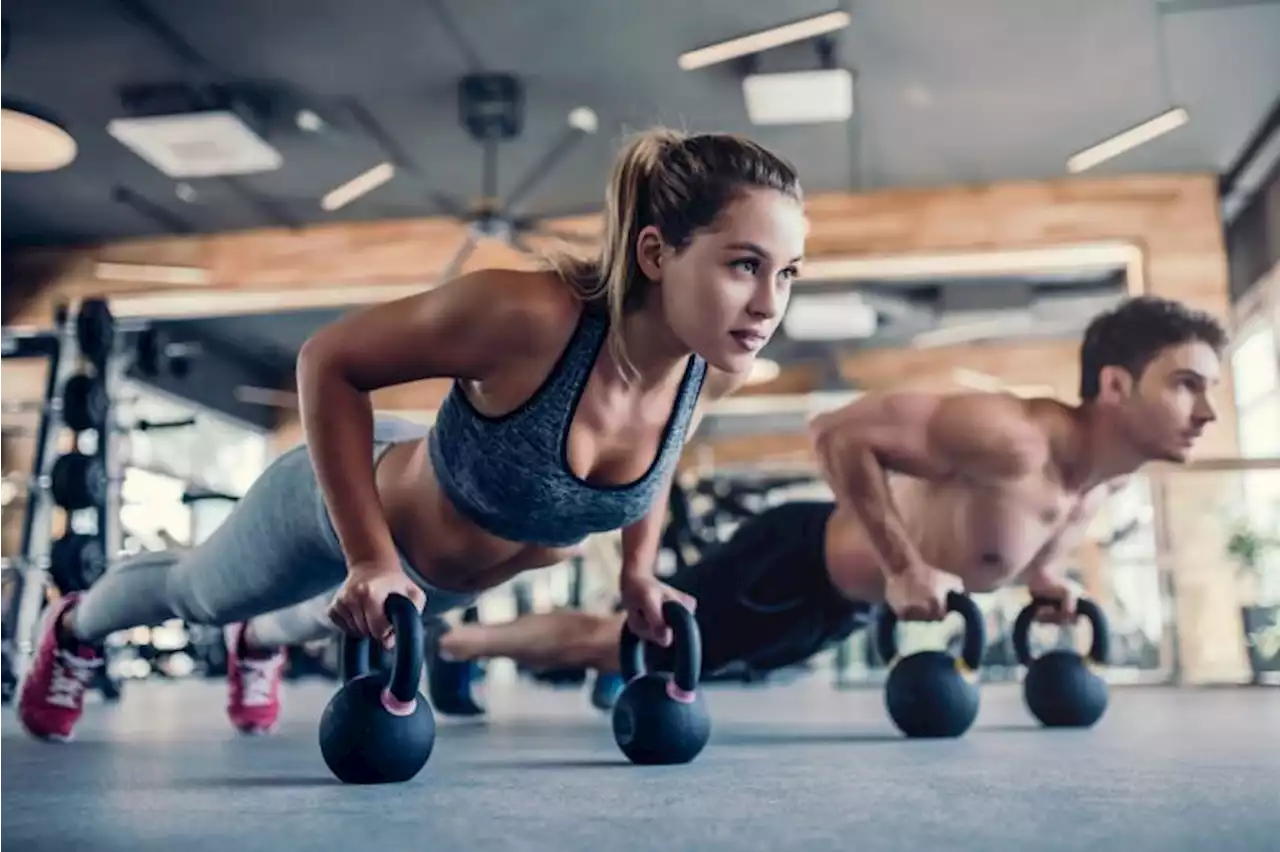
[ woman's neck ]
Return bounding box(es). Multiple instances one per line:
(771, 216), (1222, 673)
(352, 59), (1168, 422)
(613, 302), (691, 390)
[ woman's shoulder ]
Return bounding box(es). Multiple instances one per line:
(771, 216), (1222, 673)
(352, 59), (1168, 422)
(461, 266), (588, 351)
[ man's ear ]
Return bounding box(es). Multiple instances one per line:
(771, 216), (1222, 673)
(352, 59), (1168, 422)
(635, 225), (665, 282)
(1097, 365), (1134, 402)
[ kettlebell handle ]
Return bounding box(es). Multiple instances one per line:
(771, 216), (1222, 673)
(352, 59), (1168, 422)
(1011, 596), (1109, 667)
(875, 590), (986, 672)
(338, 593), (425, 706)
(618, 600), (702, 694)
(340, 632), (382, 682)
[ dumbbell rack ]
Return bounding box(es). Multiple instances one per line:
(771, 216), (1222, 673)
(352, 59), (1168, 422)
(2, 298), (126, 701)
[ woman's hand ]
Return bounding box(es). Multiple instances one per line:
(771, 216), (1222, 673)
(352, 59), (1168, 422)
(620, 573), (697, 647)
(328, 560), (426, 649)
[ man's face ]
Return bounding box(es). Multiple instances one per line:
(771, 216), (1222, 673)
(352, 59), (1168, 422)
(1110, 341), (1221, 463)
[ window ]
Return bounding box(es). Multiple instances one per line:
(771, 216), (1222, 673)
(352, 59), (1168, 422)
(1239, 396), (1280, 459)
(1232, 326), (1278, 409)
(121, 384), (268, 496)
(120, 467), (191, 549)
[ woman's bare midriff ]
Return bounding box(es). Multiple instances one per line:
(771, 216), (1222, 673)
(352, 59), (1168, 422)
(374, 440), (581, 595)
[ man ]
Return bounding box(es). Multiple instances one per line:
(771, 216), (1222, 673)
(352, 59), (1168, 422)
(427, 296), (1225, 700)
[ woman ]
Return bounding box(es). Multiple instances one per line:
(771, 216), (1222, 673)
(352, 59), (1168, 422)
(19, 127), (807, 741)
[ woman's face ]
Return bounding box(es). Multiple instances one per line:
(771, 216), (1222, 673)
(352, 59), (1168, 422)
(645, 188), (807, 375)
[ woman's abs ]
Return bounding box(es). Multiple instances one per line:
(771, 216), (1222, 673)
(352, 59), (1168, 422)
(375, 440), (579, 593)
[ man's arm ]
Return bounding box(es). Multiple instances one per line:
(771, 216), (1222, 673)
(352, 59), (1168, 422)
(1016, 493), (1104, 621)
(809, 391), (1050, 580)
(619, 366), (746, 582)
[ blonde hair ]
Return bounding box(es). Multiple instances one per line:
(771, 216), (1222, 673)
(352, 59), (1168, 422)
(546, 127), (802, 379)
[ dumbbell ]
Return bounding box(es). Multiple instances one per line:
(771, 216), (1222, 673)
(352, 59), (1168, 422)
(4, 537), (112, 640)
(875, 591), (987, 738)
(2, 374), (110, 434)
(73, 299), (115, 365)
(1, 452), (107, 516)
(1012, 596), (1110, 728)
(49, 533), (107, 593)
(50, 451), (108, 511)
(75, 298), (195, 381)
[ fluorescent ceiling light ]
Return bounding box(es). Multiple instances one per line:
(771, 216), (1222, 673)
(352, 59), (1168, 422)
(94, 262), (210, 286)
(1067, 107), (1189, 174)
(783, 293), (878, 341)
(322, 161), (396, 212)
(679, 11), (851, 71)
(743, 69), (854, 126)
(801, 242), (1144, 293)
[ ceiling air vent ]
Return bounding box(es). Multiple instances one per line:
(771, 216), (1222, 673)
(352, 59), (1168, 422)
(107, 110), (283, 178)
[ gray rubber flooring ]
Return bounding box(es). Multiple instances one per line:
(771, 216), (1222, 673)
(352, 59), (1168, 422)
(3, 675), (1278, 851)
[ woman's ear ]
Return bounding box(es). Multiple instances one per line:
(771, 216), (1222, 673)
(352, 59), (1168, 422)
(635, 225), (665, 282)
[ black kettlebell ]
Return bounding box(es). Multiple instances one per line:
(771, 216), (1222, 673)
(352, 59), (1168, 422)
(612, 601), (711, 765)
(318, 593), (436, 784)
(1012, 596), (1110, 728)
(876, 590), (986, 738)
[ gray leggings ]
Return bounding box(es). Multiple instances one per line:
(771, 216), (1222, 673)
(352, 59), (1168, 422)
(71, 419), (477, 647)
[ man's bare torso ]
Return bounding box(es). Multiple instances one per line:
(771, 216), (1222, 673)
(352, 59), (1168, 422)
(824, 467), (1110, 603)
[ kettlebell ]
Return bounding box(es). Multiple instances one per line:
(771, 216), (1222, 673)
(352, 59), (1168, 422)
(876, 590), (986, 738)
(612, 600), (711, 765)
(318, 593), (436, 784)
(1012, 596), (1110, 728)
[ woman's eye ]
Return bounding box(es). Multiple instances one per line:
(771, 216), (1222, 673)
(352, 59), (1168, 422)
(731, 258), (759, 275)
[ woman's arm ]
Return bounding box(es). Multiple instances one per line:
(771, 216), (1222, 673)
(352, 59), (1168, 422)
(618, 366), (749, 641)
(618, 366), (747, 579)
(297, 269), (567, 568)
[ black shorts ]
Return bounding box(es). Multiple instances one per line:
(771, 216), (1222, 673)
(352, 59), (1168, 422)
(659, 501), (873, 677)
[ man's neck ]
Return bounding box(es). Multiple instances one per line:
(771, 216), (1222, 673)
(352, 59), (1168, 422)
(1065, 403), (1148, 490)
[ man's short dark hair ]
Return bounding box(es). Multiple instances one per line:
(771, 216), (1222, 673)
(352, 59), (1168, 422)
(1078, 296), (1227, 400)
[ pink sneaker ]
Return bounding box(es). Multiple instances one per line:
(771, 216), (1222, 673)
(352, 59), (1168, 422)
(16, 593), (104, 742)
(224, 623), (285, 734)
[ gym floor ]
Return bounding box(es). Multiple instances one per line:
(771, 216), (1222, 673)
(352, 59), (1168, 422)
(3, 676), (1277, 851)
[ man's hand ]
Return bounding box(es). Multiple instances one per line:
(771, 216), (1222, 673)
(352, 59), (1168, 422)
(883, 563), (964, 621)
(620, 573), (697, 647)
(1025, 573), (1081, 625)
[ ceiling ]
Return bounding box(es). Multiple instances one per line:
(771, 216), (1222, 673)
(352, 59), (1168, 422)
(3, 0), (1279, 248)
